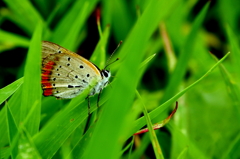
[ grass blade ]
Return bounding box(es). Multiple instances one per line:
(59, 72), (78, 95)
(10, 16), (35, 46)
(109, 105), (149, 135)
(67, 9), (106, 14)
(51, 0), (99, 50)
(136, 90), (164, 159)
(0, 77), (23, 105)
(84, 0), (179, 158)
(160, 2), (210, 104)
(20, 22), (42, 136)
(132, 52), (230, 136)
(6, 103), (18, 159)
(33, 84), (97, 158)
(226, 25), (240, 84)
(0, 30), (29, 48)
(3, 0), (44, 35)
(90, 25), (110, 68)
(210, 53), (240, 117)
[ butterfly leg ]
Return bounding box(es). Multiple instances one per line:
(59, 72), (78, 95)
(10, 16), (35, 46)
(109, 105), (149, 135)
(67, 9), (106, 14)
(86, 96), (91, 115)
(97, 88), (103, 108)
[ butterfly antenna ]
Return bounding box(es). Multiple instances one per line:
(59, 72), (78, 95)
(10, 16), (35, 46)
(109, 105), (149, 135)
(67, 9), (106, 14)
(104, 41), (122, 69)
(104, 58), (120, 70)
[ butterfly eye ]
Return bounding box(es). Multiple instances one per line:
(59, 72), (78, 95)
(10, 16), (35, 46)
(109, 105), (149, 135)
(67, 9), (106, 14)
(102, 70), (109, 78)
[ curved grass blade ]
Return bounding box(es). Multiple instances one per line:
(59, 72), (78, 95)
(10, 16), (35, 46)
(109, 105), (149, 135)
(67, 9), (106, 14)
(51, 0), (99, 50)
(132, 52), (230, 137)
(134, 102), (178, 135)
(3, 0), (44, 35)
(135, 90), (164, 159)
(0, 77), (23, 105)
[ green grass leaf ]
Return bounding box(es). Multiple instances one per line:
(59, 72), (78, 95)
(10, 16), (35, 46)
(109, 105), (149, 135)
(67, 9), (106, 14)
(17, 127), (41, 159)
(33, 81), (98, 158)
(84, 0), (179, 158)
(160, 2), (210, 104)
(226, 25), (240, 82)
(1, 0), (239, 158)
(20, 22), (42, 136)
(0, 77), (23, 105)
(132, 52), (230, 137)
(0, 86), (22, 148)
(6, 103), (18, 159)
(0, 30), (29, 48)
(210, 53), (240, 117)
(3, 0), (44, 35)
(90, 25), (110, 68)
(136, 90), (164, 159)
(51, 0), (99, 50)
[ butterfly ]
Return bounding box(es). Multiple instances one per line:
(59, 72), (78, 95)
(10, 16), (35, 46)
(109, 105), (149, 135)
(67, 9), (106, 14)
(41, 41), (115, 114)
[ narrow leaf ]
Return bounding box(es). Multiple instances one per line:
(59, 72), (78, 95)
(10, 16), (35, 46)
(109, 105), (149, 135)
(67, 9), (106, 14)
(20, 22), (42, 136)
(0, 78), (23, 105)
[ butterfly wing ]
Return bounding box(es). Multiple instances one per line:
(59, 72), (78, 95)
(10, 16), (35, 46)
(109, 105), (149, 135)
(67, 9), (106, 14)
(41, 41), (102, 99)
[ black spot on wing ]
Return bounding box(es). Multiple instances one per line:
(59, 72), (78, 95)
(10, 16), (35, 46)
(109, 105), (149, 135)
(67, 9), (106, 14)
(68, 85), (82, 88)
(68, 85), (74, 88)
(82, 80), (88, 83)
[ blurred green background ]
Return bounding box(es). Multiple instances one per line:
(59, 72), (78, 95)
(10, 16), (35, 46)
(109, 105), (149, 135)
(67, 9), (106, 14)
(0, 0), (240, 159)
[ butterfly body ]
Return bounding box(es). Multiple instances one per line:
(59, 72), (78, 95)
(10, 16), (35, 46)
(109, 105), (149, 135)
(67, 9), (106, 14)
(41, 41), (110, 99)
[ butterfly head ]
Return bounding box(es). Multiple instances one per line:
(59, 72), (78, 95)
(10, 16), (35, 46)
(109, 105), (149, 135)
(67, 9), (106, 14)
(101, 70), (111, 87)
(100, 57), (119, 87)
(89, 69), (110, 96)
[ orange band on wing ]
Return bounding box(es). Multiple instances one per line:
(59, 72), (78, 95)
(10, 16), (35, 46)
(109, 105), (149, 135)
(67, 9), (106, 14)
(43, 88), (53, 96)
(42, 61), (55, 72)
(42, 80), (53, 96)
(44, 61), (55, 69)
(41, 61), (55, 96)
